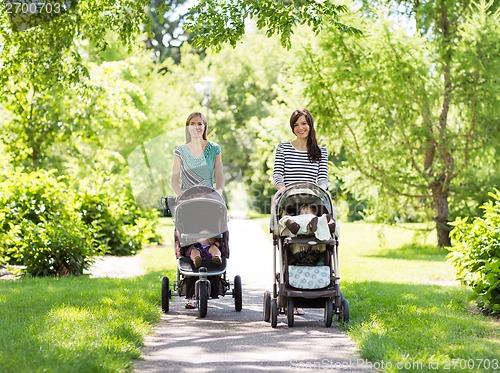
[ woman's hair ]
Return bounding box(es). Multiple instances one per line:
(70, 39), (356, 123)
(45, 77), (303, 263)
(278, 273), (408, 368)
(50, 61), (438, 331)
(185, 112), (208, 143)
(289, 109), (321, 162)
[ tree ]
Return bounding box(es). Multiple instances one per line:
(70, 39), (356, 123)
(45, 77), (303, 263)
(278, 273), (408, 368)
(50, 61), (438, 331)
(0, 0), (359, 169)
(1, 60), (148, 169)
(145, 0), (196, 64)
(184, 0), (360, 50)
(0, 0), (151, 168)
(293, 1), (499, 246)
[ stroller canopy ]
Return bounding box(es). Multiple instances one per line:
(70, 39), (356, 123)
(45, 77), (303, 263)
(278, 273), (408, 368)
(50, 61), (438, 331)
(174, 185), (228, 240)
(275, 182), (334, 215)
(271, 182), (335, 236)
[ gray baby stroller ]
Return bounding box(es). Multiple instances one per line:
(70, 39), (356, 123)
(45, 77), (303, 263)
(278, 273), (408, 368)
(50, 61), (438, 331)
(161, 185), (242, 318)
(264, 182), (349, 327)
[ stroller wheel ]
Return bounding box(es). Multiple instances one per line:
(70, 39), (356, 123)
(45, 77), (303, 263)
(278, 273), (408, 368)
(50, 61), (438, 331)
(233, 275), (242, 312)
(286, 299), (294, 327)
(161, 276), (170, 313)
(198, 281), (209, 318)
(270, 298), (278, 328)
(263, 291), (271, 322)
(341, 298), (349, 324)
(324, 298), (333, 327)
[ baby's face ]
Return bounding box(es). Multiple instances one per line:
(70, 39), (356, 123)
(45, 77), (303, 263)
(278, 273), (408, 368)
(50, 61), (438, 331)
(300, 206), (315, 215)
(197, 230), (213, 243)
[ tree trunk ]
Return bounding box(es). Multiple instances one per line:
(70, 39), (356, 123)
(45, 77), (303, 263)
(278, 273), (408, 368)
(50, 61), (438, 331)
(430, 0), (453, 248)
(430, 178), (452, 247)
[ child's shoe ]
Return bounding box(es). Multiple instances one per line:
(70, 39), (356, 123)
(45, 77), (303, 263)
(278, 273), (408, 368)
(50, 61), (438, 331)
(325, 214), (336, 233)
(193, 256), (202, 268)
(307, 216), (318, 232)
(212, 255), (222, 265)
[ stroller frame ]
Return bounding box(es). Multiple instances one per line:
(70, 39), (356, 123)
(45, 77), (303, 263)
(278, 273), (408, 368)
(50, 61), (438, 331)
(161, 185), (242, 318)
(264, 182), (349, 327)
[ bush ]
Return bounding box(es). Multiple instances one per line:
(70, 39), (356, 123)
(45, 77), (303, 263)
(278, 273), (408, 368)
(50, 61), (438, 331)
(0, 169), (97, 276)
(0, 166), (161, 276)
(79, 191), (160, 256)
(77, 172), (161, 256)
(449, 188), (500, 315)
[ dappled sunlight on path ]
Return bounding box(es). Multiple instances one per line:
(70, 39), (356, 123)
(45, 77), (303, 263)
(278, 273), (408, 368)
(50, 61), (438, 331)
(133, 218), (376, 373)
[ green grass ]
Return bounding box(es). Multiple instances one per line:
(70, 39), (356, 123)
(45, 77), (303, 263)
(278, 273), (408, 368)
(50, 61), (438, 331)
(337, 222), (500, 372)
(1, 219), (499, 372)
(0, 218), (176, 373)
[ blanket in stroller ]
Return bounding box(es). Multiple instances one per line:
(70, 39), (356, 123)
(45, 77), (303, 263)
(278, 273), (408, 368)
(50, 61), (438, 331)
(278, 213), (331, 240)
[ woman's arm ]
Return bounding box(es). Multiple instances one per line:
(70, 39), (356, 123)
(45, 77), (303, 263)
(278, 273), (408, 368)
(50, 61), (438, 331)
(273, 144), (285, 189)
(214, 152), (224, 195)
(170, 155), (183, 196)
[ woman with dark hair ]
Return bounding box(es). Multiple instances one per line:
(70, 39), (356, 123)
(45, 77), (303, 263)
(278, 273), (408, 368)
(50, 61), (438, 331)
(170, 111), (225, 309)
(272, 109), (329, 315)
(273, 109), (328, 190)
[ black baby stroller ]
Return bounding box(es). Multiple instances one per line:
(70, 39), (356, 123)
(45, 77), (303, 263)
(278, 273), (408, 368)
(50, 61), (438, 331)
(161, 185), (242, 318)
(264, 182), (349, 327)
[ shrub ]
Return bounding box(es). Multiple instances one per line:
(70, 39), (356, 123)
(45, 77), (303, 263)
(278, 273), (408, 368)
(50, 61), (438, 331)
(0, 165), (161, 275)
(449, 188), (500, 315)
(77, 171), (161, 256)
(0, 169), (97, 276)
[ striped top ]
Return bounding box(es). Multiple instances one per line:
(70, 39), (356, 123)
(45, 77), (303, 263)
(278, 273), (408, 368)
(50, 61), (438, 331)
(174, 141), (221, 191)
(273, 142), (329, 187)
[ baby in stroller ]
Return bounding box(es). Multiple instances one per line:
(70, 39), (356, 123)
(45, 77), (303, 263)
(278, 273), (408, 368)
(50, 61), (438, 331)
(185, 229), (222, 268)
(279, 203), (336, 241)
(265, 182), (349, 327)
(279, 203), (336, 268)
(161, 185), (242, 317)
(175, 228), (227, 309)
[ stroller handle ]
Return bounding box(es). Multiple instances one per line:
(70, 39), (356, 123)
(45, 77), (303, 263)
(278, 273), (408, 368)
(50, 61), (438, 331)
(180, 233), (224, 240)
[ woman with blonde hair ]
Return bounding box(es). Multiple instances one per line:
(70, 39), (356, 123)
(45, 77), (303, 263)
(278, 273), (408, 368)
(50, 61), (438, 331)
(170, 111), (225, 308)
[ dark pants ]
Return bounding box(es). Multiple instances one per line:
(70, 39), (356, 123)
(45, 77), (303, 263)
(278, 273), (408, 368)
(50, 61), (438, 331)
(185, 276), (220, 299)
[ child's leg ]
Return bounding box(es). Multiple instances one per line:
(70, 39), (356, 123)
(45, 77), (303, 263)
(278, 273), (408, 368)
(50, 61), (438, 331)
(208, 244), (222, 265)
(188, 247), (202, 268)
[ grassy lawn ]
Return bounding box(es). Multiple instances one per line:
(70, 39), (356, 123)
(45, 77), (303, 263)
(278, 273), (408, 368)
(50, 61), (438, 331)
(1, 218), (499, 372)
(0, 218), (177, 373)
(337, 222), (500, 372)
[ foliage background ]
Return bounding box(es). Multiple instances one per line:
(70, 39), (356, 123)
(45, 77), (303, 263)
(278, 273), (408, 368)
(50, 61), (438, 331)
(0, 0), (498, 294)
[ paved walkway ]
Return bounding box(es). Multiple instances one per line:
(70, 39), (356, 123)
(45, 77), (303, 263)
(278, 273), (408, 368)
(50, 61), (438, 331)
(133, 218), (375, 373)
